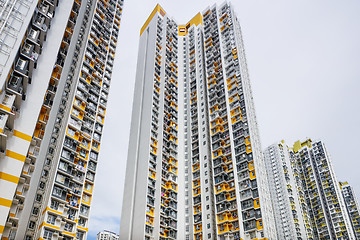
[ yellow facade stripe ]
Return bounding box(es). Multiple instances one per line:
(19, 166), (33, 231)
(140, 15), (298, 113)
(140, 4), (166, 36)
(0, 104), (11, 112)
(44, 207), (63, 216)
(0, 225), (4, 234)
(77, 226), (88, 231)
(6, 150), (26, 162)
(13, 130), (32, 142)
(0, 171), (19, 184)
(0, 197), (12, 208)
(63, 231), (76, 237)
(39, 222), (60, 230)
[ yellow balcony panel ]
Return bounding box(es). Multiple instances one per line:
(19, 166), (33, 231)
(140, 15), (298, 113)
(149, 171), (156, 179)
(254, 199), (260, 209)
(194, 204), (201, 214)
(193, 179), (200, 188)
(246, 144), (252, 153)
(194, 224), (202, 233)
(193, 187), (201, 196)
(249, 161), (255, 171)
(250, 170), (256, 180)
(146, 207), (154, 217)
(257, 219), (264, 230)
(215, 184), (225, 194)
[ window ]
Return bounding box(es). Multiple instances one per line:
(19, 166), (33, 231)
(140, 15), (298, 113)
(95, 123), (103, 132)
(28, 221), (36, 229)
(53, 186), (65, 199)
(59, 160), (69, 172)
(43, 230), (53, 240)
(67, 127), (76, 137)
(90, 151), (98, 160)
(81, 139), (89, 147)
(50, 200), (59, 210)
(74, 98), (82, 107)
(93, 132), (101, 141)
(42, 169), (48, 177)
(79, 218), (86, 227)
(72, 108), (80, 117)
(80, 205), (90, 216)
(97, 115), (103, 122)
(92, 141), (99, 149)
(85, 182), (92, 191)
(35, 194), (42, 202)
(64, 222), (73, 232)
(83, 194), (90, 203)
(47, 214), (56, 225)
(32, 207), (39, 216)
(76, 231), (85, 240)
(86, 172), (95, 181)
(79, 149), (87, 158)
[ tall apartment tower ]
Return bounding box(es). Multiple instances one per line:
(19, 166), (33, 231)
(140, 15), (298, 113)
(293, 140), (355, 240)
(120, 2), (276, 240)
(340, 182), (360, 239)
(0, 0), (123, 239)
(265, 139), (356, 240)
(263, 141), (312, 240)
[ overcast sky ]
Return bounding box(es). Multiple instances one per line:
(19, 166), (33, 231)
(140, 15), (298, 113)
(87, 1), (360, 239)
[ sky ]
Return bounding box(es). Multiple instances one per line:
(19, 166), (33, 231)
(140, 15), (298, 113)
(87, 0), (360, 239)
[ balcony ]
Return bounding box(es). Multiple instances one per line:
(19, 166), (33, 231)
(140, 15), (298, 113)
(33, 15), (47, 32)
(21, 43), (39, 62)
(14, 59), (29, 77)
(38, 3), (54, 19)
(27, 29), (40, 45)
(7, 75), (23, 94)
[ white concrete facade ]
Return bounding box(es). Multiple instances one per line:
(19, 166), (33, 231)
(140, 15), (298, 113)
(265, 139), (356, 240)
(120, 2), (277, 240)
(264, 141), (311, 240)
(0, 0), (124, 239)
(340, 182), (360, 239)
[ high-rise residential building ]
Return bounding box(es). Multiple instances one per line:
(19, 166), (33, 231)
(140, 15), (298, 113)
(265, 139), (356, 240)
(0, 0), (123, 239)
(293, 140), (355, 240)
(340, 182), (360, 239)
(264, 141), (313, 240)
(120, 2), (276, 240)
(97, 230), (119, 240)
